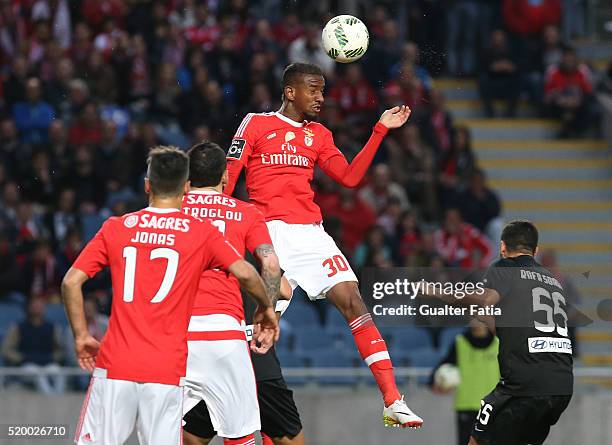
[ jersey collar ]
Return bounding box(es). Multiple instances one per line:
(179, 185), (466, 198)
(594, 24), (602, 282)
(189, 189), (221, 195)
(274, 112), (305, 127)
(144, 206), (180, 213)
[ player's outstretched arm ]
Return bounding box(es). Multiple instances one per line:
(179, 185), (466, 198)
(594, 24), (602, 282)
(61, 267), (100, 372)
(318, 105), (411, 188)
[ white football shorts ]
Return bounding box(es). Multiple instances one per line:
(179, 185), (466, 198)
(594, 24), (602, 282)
(75, 370), (183, 445)
(266, 220), (358, 300)
(183, 314), (260, 438)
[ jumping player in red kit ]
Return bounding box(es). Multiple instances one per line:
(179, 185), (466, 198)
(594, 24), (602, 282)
(224, 62), (423, 428)
(61, 147), (279, 445)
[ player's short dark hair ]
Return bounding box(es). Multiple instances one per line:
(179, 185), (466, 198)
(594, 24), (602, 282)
(501, 220), (539, 255)
(146, 146), (189, 198)
(282, 63), (324, 89)
(187, 141), (227, 188)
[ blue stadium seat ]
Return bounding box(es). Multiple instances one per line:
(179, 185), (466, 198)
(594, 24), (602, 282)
(275, 330), (293, 353)
(0, 304), (25, 337)
(438, 327), (467, 353)
(282, 303), (320, 329)
(276, 350), (308, 386)
(382, 326), (434, 351)
(293, 328), (334, 352)
(407, 349), (442, 384)
(309, 349), (358, 386)
(45, 303), (68, 328)
(324, 306), (348, 330)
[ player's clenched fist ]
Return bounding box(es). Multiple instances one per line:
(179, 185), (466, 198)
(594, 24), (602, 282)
(378, 105), (411, 129)
(251, 306), (280, 354)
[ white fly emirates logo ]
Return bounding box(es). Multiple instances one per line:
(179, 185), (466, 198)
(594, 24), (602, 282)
(260, 131), (310, 167)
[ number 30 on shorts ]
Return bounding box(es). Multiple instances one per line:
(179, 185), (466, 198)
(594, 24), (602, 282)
(322, 255), (349, 277)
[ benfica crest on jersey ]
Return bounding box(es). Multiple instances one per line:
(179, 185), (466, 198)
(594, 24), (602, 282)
(303, 128), (314, 147)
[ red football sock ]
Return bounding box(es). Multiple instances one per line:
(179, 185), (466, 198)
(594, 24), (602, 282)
(261, 432), (275, 445)
(350, 313), (401, 407)
(224, 434), (256, 445)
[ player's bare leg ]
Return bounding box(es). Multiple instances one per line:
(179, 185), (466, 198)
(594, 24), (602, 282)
(468, 436), (480, 445)
(183, 430), (211, 445)
(326, 281), (423, 428)
(268, 430), (305, 445)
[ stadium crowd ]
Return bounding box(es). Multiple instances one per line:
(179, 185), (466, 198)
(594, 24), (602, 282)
(0, 0), (599, 389)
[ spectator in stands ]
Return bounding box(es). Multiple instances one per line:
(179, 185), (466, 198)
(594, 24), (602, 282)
(438, 126), (476, 207)
(384, 63), (428, 113)
(503, 0), (561, 38)
(478, 29), (521, 118)
(1, 297), (65, 394)
(377, 197), (404, 238)
(2, 57), (28, 110)
(525, 25), (568, 106)
(390, 42), (432, 91)
(364, 18), (403, 83)
(44, 188), (78, 248)
(0, 233), (23, 304)
(317, 186), (376, 257)
(456, 169), (503, 243)
(288, 22), (334, 75)
(14, 202), (46, 255)
(421, 89), (454, 156)
(599, 61), (612, 96)
(12, 77), (55, 145)
(385, 123), (437, 218)
(22, 151), (55, 204)
(359, 163), (410, 213)
(446, 0), (480, 76)
(23, 240), (61, 301)
(397, 211), (423, 265)
(434, 208), (493, 269)
(354, 225), (394, 269)
(68, 102), (103, 147)
(328, 64), (378, 127)
(0, 118), (24, 174)
(430, 319), (500, 445)
(544, 47), (596, 137)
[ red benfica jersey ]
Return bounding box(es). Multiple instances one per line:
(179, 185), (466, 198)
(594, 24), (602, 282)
(182, 190), (271, 322)
(226, 112), (348, 224)
(72, 207), (242, 385)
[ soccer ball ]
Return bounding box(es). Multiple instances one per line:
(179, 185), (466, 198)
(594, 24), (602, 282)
(322, 15), (369, 63)
(434, 364), (461, 391)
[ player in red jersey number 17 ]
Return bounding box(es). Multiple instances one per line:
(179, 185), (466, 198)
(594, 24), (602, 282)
(224, 63), (423, 429)
(61, 147), (279, 445)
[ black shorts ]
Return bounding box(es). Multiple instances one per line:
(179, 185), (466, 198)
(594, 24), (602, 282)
(183, 377), (302, 440)
(471, 386), (571, 445)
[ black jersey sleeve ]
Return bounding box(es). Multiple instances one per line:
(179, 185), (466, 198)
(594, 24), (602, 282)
(484, 259), (515, 301)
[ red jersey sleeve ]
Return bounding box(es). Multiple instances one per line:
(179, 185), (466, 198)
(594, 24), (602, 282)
(200, 220), (243, 270)
(317, 122), (389, 188)
(244, 207), (273, 254)
(225, 113), (258, 195)
(72, 221), (110, 277)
